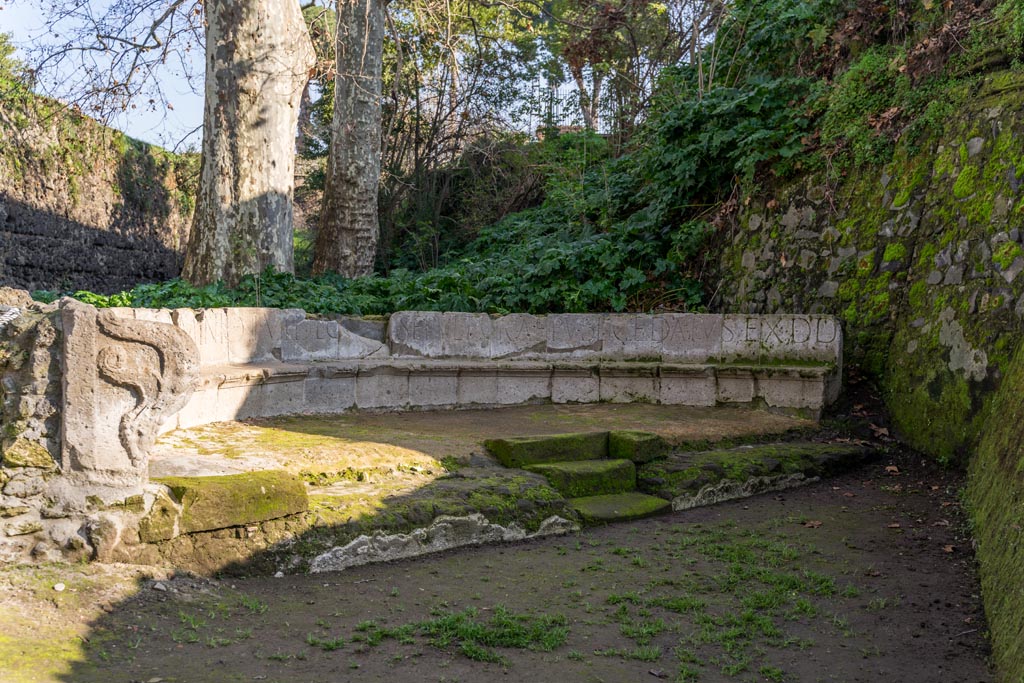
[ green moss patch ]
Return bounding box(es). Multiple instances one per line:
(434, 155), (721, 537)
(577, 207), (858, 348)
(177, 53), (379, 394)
(154, 470), (309, 534)
(525, 459), (636, 498)
(569, 492), (670, 524)
(608, 431), (669, 464)
(638, 442), (871, 500)
(484, 432), (609, 468)
(966, 340), (1024, 682)
(1, 438), (56, 469)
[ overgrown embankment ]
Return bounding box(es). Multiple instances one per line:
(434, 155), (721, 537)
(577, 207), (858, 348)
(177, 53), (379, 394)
(712, 30), (1024, 683)
(967, 341), (1024, 681)
(0, 35), (195, 293)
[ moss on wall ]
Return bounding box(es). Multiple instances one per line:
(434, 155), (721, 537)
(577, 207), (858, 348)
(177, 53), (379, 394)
(966, 339), (1024, 682)
(717, 69), (1024, 463)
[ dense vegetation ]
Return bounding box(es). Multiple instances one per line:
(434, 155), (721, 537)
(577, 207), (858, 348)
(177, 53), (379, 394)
(29, 0), (1023, 314)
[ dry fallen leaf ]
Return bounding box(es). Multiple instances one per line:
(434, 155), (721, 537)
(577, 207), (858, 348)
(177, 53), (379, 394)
(933, 519), (951, 527)
(943, 545), (956, 553)
(803, 520), (823, 528)
(887, 522), (902, 529)
(871, 424), (891, 438)
(843, 492), (856, 498)
(885, 465), (900, 475)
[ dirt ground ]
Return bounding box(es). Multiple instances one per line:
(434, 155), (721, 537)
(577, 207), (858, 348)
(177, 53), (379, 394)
(1, 446), (991, 683)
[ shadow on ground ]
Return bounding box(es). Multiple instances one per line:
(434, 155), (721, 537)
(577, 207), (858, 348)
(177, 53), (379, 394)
(7, 441), (988, 683)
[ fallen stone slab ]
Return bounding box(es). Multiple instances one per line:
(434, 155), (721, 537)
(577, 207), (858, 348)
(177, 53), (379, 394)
(525, 459), (636, 498)
(638, 441), (872, 510)
(152, 470), (309, 535)
(484, 432), (609, 468)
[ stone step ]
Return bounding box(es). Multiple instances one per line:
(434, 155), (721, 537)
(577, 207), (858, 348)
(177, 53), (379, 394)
(525, 459), (636, 498)
(484, 432), (608, 468)
(637, 441), (873, 510)
(569, 492), (671, 525)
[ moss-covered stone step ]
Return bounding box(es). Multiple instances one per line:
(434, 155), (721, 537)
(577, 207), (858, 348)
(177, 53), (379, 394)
(149, 470), (309, 537)
(638, 442), (872, 506)
(484, 432), (608, 468)
(608, 431), (669, 464)
(525, 459), (636, 498)
(569, 492), (671, 525)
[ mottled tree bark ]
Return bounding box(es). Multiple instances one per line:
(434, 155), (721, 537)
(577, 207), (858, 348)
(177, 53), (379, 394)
(182, 0), (315, 286)
(312, 0), (386, 278)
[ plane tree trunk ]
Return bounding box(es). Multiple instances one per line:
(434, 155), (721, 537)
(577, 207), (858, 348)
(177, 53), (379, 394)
(182, 0), (315, 286)
(312, 0), (386, 278)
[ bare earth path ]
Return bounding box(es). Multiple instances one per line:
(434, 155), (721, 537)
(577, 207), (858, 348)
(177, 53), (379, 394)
(2, 446), (990, 683)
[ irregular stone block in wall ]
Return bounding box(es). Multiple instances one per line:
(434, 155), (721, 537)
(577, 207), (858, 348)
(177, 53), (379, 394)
(441, 313), (493, 358)
(171, 308), (230, 366)
(282, 319), (387, 362)
(492, 314), (547, 358)
(546, 314), (603, 357)
(720, 315), (842, 364)
(226, 308), (305, 363)
(551, 365), (600, 404)
(332, 315), (387, 343)
(600, 314), (723, 361)
(388, 311), (444, 357)
(61, 301), (199, 484)
(282, 319), (340, 361)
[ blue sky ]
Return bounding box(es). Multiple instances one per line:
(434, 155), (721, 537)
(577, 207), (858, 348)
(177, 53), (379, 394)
(1, 0), (204, 149)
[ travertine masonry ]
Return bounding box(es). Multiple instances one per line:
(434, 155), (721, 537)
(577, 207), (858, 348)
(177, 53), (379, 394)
(0, 302), (842, 565)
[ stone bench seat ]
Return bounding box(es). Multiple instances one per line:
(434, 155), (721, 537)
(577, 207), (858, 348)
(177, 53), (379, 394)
(163, 356), (837, 432)
(26, 302), (847, 512)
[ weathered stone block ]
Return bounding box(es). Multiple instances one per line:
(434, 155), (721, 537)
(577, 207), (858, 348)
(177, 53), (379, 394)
(154, 470), (308, 534)
(484, 432), (608, 468)
(660, 315), (724, 362)
(568, 492), (670, 524)
(546, 314), (603, 357)
(755, 368), (826, 411)
(456, 368), (499, 404)
(282, 319), (340, 361)
(304, 368), (357, 414)
(138, 487), (182, 543)
(660, 366), (717, 406)
(525, 459), (636, 498)
(716, 368), (756, 403)
(608, 431), (668, 464)
(226, 308), (304, 363)
(388, 311), (443, 357)
(491, 315), (546, 358)
(495, 366), (551, 404)
(173, 308), (230, 366)
(599, 365), (659, 403)
(355, 365), (410, 408)
(61, 301), (198, 482)
(720, 314), (841, 364)
(441, 313), (493, 358)
(1, 437), (57, 469)
(408, 368), (458, 407)
(551, 366), (600, 404)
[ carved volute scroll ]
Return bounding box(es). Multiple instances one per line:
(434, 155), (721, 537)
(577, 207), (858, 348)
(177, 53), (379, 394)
(62, 302), (199, 480)
(95, 311), (200, 466)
